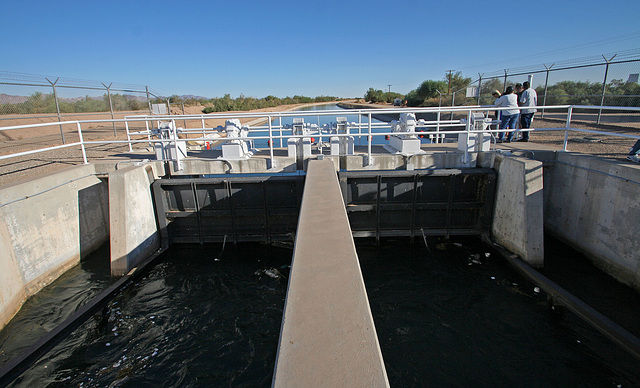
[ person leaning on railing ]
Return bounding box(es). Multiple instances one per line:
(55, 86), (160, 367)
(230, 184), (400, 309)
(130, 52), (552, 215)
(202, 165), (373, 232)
(493, 86), (519, 143)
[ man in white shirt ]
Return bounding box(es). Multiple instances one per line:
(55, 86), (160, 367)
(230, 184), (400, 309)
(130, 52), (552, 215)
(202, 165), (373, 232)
(518, 81), (537, 142)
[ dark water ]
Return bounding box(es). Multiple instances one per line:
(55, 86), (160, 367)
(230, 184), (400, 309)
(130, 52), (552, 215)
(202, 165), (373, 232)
(2, 243), (292, 387)
(359, 237), (640, 387)
(2, 237), (640, 387)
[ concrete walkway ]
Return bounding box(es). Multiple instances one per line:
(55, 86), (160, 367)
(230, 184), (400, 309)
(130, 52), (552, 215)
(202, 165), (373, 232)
(272, 159), (389, 388)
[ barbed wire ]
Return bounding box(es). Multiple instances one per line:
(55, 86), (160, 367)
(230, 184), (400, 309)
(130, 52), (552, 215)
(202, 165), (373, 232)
(0, 70), (166, 96)
(480, 48), (640, 79)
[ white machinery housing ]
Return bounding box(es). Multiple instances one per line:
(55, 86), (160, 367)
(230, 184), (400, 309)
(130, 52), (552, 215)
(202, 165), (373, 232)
(220, 119), (254, 160)
(328, 117), (354, 156)
(153, 121), (187, 168)
(386, 112), (424, 154)
(287, 118), (314, 159)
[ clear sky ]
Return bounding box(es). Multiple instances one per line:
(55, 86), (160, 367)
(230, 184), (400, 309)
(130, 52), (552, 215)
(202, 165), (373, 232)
(2, 0), (640, 99)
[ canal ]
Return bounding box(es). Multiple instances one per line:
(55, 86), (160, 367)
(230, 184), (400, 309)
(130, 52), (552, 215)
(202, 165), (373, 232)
(1, 237), (639, 387)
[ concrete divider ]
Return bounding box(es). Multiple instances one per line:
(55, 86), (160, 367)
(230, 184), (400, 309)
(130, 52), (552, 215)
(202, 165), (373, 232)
(273, 159), (389, 387)
(544, 152), (640, 291)
(0, 164), (109, 329)
(490, 154), (545, 267)
(109, 164), (160, 276)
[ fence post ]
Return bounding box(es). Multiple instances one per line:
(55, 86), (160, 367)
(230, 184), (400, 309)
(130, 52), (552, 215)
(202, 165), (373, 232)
(46, 77), (65, 144)
(450, 92), (456, 120)
(503, 69), (509, 91)
(182, 102), (187, 128)
(541, 64), (553, 119)
(102, 83), (116, 136)
(598, 54), (616, 124)
(145, 86), (155, 131)
(477, 74), (483, 105)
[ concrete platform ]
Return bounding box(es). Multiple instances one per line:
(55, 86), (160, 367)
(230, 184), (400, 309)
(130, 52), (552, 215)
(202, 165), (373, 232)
(273, 159), (389, 387)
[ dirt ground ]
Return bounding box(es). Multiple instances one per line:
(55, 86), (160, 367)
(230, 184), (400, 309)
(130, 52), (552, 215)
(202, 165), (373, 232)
(1, 103), (638, 186)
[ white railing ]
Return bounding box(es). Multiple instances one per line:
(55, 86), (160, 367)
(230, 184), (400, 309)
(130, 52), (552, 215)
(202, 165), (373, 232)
(1, 105), (639, 170)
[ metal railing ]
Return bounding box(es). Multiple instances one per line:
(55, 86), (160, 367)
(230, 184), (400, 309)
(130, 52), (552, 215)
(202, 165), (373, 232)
(1, 105), (639, 171)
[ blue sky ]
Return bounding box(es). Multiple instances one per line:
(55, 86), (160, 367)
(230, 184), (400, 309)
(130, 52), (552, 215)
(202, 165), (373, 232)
(2, 0), (640, 99)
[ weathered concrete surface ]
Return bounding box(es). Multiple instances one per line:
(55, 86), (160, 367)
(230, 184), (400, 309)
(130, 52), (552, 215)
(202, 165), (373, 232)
(544, 152), (640, 291)
(169, 147), (474, 178)
(109, 164), (160, 276)
(490, 153), (545, 267)
(0, 164), (109, 329)
(273, 160), (389, 388)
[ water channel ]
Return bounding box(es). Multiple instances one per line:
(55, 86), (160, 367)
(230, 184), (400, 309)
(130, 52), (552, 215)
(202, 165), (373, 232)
(1, 237), (639, 387)
(250, 103), (393, 149)
(1, 105), (639, 386)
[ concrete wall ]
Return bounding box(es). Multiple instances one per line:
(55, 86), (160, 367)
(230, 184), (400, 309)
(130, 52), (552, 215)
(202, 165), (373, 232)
(486, 153), (545, 267)
(109, 164), (160, 276)
(0, 164), (109, 329)
(544, 152), (640, 291)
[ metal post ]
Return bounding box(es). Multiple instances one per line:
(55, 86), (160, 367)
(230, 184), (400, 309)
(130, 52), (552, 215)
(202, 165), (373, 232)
(563, 106), (573, 151)
(278, 116), (283, 148)
(367, 113), (372, 166)
(503, 69), (509, 92)
(268, 115), (274, 165)
(464, 110), (471, 164)
(125, 120), (133, 152)
(102, 83), (116, 136)
(358, 111), (362, 145)
(541, 64), (553, 119)
(46, 77), (65, 144)
(76, 121), (87, 164)
(172, 119), (181, 171)
(450, 92), (456, 121)
(145, 86), (156, 130)
(181, 102), (187, 128)
(436, 110), (441, 143)
(598, 54), (616, 124)
(146, 86), (152, 116)
(477, 74), (483, 105)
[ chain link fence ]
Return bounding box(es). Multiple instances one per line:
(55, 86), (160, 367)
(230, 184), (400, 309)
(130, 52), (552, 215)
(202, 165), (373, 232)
(439, 49), (640, 126)
(0, 71), (167, 144)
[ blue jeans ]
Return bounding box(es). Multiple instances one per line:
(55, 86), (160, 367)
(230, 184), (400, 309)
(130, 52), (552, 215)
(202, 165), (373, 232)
(499, 114), (518, 141)
(520, 113), (534, 140)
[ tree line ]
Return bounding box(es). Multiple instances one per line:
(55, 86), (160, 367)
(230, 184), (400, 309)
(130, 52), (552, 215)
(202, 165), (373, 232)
(1, 92), (343, 116)
(0, 92), (147, 115)
(364, 72), (640, 107)
(184, 95), (341, 114)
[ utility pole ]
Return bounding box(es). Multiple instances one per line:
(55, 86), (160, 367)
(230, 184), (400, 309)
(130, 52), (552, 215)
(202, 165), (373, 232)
(446, 70), (454, 93)
(387, 84), (392, 104)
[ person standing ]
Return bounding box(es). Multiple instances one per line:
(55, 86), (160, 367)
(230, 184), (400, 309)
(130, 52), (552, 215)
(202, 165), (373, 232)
(493, 86), (519, 142)
(518, 81), (538, 142)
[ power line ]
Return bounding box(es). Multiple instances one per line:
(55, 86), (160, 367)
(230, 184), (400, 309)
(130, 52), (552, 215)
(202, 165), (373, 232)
(457, 30), (640, 72)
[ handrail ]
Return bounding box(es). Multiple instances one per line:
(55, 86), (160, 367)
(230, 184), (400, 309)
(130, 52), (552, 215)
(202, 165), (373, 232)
(1, 105), (639, 169)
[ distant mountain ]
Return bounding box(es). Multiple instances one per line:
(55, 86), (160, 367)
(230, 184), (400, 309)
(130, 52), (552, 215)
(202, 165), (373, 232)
(0, 93), (29, 104)
(179, 95), (209, 101)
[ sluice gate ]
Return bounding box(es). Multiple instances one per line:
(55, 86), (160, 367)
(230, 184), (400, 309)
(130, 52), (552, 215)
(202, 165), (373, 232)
(151, 168), (497, 244)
